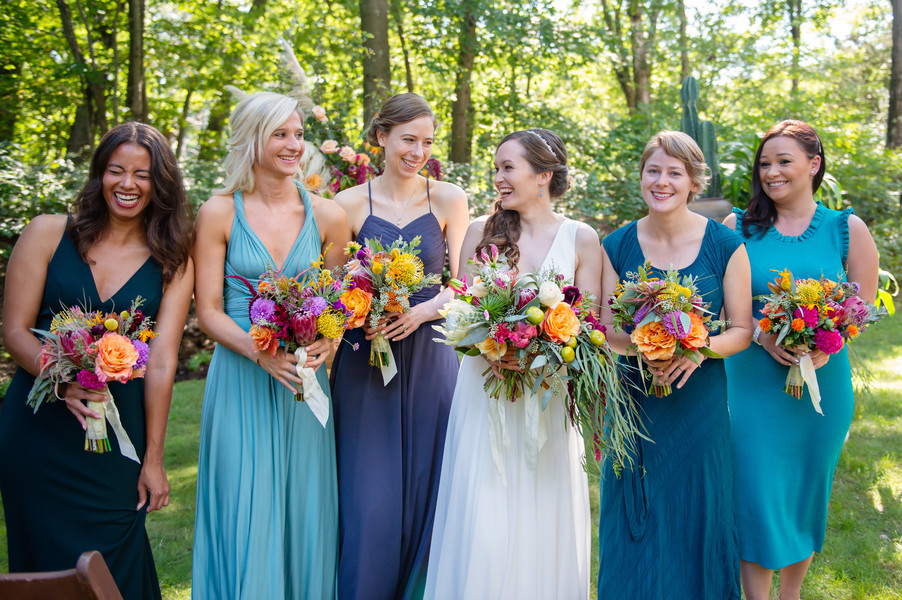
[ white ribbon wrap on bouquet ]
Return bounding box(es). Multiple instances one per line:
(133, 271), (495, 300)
(799, 353), (824, 415)
(86, 388), (141, 463)
(294, 347), (330, 427)
(370, 333), (398, 386)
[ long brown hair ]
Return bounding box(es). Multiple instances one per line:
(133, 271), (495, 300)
(742, 120), (826, 238)
(476, 129), (569, 269)
(68, 122), (194, 284)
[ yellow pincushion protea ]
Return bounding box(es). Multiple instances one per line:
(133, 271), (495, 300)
(387, 253), (424, 286)
(796, 279), (823, 305)
(316, 309), (347, 339)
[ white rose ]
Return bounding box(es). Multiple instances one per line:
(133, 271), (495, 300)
(538, 281), (564, 308)
(338, 146), (356, 162)
(320, 140), (339, 154)
(312, 105), (327, 122)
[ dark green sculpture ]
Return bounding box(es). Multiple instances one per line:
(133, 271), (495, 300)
(680, 76), (722, 199)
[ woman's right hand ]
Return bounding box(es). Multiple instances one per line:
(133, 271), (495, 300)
(758, 331), (802, 366)
(253, 348), (303, 394)
(363, 316), (390, 341)
(63, 383), (111, 429)
(486, 349), (525, 379)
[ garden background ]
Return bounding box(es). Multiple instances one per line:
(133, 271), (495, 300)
(0, 0), (900, 598)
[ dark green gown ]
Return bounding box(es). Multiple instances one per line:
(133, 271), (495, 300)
(0, 226), (162, 599)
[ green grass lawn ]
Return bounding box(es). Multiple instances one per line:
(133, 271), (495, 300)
(1, 319), (900, 599)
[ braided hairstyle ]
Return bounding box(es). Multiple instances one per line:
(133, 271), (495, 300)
(476, 129), (569, 269)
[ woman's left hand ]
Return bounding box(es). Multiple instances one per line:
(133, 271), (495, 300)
(136, 461), (170, 513)
(646, 354), (705, 389)
(787, 345), (830, 369)
(381, 303), (434, 342)
(301, 337), (333, 371)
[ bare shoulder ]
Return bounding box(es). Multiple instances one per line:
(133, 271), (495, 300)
(429, 179), (467, 206)
(332, 184), (368, 213)
(722, 212), (738, 230)
(197, 194), (236, 222)
(467, 216), (488, 234)
(17, 214), (68, 253)
(847, 213), (872, 237)
(310, 193), (349, 227)
(574, 221), (601, 249)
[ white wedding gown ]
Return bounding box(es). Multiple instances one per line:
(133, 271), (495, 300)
(424, 218), (590, 600)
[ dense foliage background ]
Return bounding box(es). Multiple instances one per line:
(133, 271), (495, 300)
(0, 0), (899, 275)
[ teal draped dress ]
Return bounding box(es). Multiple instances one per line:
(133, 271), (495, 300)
(191, 185), (339, 599)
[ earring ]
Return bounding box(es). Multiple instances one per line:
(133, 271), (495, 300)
(539, 187), (543, 197)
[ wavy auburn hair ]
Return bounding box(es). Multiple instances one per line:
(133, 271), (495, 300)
(68, 122), (193, 285)
(742, 120), (826, 238)
(476, 129), (569, 269)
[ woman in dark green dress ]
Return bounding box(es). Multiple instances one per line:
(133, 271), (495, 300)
(0, 122), (194, 599)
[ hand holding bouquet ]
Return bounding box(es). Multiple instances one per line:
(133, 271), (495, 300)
(28, 297), (156, 460)
(609, 263), (727, 397)
(339, 236), (441, 385)
(230, 252), (352, 425)
(757, 269), (888, 413)
(434, 244), (643, 475)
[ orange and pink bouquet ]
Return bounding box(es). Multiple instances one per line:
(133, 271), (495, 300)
(610, 263), (726, 397)
(27, 297), (156, 460)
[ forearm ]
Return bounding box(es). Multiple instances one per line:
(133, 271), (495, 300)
(5, 329), (44, 377)
(197, 306), (259, 360)
(708, 325), (753, 359)
(142, 366), (176, 464)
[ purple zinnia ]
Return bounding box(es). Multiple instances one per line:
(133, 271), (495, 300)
(662, 311), (690, 339)
(794, 305), (819, 329)
(250, 298), (277, 323)
(77, 369), (105, 391)
(814, 328), (844, 354)
(132, 339), (150, 369)
(302, 296), (328, 316)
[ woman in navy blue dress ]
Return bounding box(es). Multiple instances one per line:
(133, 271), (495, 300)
(330, 93), (469, 599)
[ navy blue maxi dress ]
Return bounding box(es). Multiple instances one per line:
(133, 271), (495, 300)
(330, 181), (459, 600)
(597, 219), (743, 599)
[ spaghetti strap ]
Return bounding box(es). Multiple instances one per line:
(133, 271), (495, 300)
(367, 181), (374, 215)
(426, 179), (432, 213)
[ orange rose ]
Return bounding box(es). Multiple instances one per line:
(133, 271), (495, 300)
(630, 321), (676, 361)
(305, 173), (323, 190)
(341, 287), (373, 329)
(680, 313), (709, 350)
(541, 302), (581, 344)
(249, 324), (279, 357)
(475, 337), (507, 361)
(94, 333), (139, 383)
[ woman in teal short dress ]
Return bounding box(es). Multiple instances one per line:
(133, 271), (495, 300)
(0, 122), (194, 599)
(724, 120), (879, 600)
(191, 91), (351, 599)
(597, 130), (752, 599)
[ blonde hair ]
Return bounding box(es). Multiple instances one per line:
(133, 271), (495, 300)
(639, 130), (709, 203)
(215, 92), (305, 195)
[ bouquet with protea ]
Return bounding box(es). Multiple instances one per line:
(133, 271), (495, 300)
(757, 269), (888, 413)
(339, 236), (441, 385)
(434, 244), (644, 475)
(609, 262), (727, 397)
(27, 297), (156, 460)
(229, 251), (352, 425)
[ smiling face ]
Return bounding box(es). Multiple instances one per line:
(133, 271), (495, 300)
(758, 135), (820, 205)
(260, 111), (304, 177)
(493, 139), (550, 212)
(377, 115), (434, 177)
(102, 142), (153, 221)
(640, 148), (699, 213)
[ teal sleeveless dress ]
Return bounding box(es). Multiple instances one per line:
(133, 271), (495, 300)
(0, 224), (163, 599)
(191, 185), (339, 599)
(725, 204), (854, 569)
(597, 218), (742, 599)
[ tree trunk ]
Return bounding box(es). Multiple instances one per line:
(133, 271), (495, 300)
(788, 0), (802, 98)
(889, 0), (902, 148)
(360, 0), (392, 126)
(126, 0), (147, 122)
(450, 5), (477, 164)
(176, 89), (193, 159)
(677, 0), (690, 81)
(390, 0), (414, 92)
(0, 63), (19, 142)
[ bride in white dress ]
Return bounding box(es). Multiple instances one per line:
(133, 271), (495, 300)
(424, 129), (601, 599)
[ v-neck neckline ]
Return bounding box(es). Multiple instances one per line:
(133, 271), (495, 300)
(236, 187), (312, 272)
(520, 218), (567, 274)
(89, 255), (154, 304)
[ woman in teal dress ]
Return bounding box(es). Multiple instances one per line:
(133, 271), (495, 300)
(191, 92), (351, 599)
(723, 120), (879, 600)
(597, 131), (752, 599)
(0, 122), (195, 599)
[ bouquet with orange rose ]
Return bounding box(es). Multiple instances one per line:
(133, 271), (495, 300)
(229, 250), (353, 425)
(27, 297), (156, 460)
(338, 236), (441, 385)
(756, 269), (887, 413)
(433, 245), (643, 474)
(610, 262), (727, 398)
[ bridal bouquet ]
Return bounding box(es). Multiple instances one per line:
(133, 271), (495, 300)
(609, 262), (727, 397)
(28, 297), (155, 461)
(434, 244), (643, 473)
(757, 269), (888, 413)
(339, 236), (441, 385)
(229, 252), (352, 425)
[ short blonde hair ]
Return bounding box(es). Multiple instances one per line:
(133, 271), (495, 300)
(639, 130), (710, 203)
(216, 92), (305, 195)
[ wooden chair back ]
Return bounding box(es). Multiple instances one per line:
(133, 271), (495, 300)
(0, 550), (123, 600)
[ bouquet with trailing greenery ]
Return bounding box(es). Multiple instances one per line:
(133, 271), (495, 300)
(757, 269), (888, 413)
(28, 297), (155, 460)
(433, 244), (644, 474)
(609, 262), (727, 397)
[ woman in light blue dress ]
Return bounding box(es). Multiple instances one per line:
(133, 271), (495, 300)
(191, 92), (351, 599)
(724, 120), (879, 600)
